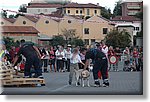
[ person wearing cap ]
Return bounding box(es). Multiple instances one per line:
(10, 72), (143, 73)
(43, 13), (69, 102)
(84, 43), (109, 87)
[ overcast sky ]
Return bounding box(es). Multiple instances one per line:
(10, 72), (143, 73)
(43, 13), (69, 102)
(0, 0), (119, 14)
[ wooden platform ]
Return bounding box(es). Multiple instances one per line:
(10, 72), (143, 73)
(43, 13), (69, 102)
(2, 78), (45, 87)
(0, 63), (46, 87)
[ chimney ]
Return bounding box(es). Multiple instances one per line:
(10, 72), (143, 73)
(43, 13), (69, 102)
(97, 3), (99, 6)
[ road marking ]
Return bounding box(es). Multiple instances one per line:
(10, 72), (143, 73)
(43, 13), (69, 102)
(50, 85), (70, 92)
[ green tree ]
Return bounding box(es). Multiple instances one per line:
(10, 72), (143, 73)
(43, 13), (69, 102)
(0, 10), (7, 18)
(105, 29), (131, 48)
(101, 7), (112, 19)
(8, 14), (15, 18)
(113, 0), (122, 17)
(51, 35), (65, 46)
(70, 37), (84, 47)
(61, 29), (76, 44)
(18, 4), (27, 13)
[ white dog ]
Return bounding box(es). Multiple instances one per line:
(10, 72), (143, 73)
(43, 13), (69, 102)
(74, 69), (90, 87)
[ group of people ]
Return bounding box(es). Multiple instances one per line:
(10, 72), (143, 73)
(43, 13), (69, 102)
(108, 46), (143, 72)
(0, 39), (143, 87)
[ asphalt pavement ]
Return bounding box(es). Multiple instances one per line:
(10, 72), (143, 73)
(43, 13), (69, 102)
(1, 71), (143, 95)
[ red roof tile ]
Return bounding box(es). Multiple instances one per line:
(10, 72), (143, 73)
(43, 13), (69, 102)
(23, 15), (40, 23)
(1, 26), (39, 34)
(3, 18), (16, 23)
(27, 4), (62, 8)
(63, 3), (102, 8)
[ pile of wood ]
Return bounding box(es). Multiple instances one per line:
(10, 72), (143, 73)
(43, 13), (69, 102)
(0, 62), (45, 87)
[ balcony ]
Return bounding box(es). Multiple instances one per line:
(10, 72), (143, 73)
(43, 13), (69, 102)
(127, 11), (139, 16)
(127, 6), (141, 9)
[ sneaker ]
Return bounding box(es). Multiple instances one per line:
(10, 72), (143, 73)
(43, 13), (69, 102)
(103, 80), (109, 87)
(23, 76), (31, 78)
(94, 81), (100, 87)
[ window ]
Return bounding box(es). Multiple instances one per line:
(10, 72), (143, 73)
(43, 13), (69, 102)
(64, 10), (66, 14)
(68, 20), (71, 23)
(94, 10), (97, 14)
(45, 20), (49, 24)
(76, 10), (78, 14)
(103, 28), (108, 34)
(45, 9), (47, 12)
(38, 9), (40, 12)
(80, 10), (82, 14)
(85, 39), (89, 45)
(1, 22), (4, 25)
(84, 28), (89, 34)
(91, 39), (95, 43)
(136, 27), (140, 31)
(68, 10), (70, 14)
(87, 9), (90, 15)
(23, 21), (26, 25)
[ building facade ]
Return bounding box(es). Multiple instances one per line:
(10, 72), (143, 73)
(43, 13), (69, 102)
(121, 0), (143, 16)
(62, 3), (101, 18)
(1, 26), (39, 43)
(1, 16), (114, 45)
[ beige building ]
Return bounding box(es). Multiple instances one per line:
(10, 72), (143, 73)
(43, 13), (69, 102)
(1, 14), (114, 45)
(62, 3), (101, 18)
(82, 16), (114, 45)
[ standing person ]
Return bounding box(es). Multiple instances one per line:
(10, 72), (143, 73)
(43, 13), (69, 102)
(84, 44), (109, 87)
(41, 47), (49, 73)
(101, 40), (108, 57)
(13, 39), (42, 78)
(108, 46), (115, 70)
(64, 45), (72, 72)
(49, 46), (56, 72)
(55, 46), (65, 72)
(69, 48), (85, 85)
(123, 47), (130, 71)
(79, 48), (87, 69)
(132, 47), (139, 71)
(114, 47), (121, 71)
(9, 46), (16, 63)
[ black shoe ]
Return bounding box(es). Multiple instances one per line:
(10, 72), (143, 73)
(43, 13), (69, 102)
(33, 75), (44, 79)
(44, 70), (49, 73)
(77, 82), (80, 85)
(94, 81), (100, 87)
(69, 81), (72, 85)
(103, 80), (109, 87)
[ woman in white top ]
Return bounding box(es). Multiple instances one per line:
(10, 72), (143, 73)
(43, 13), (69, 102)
(55, 46), (65, 72)
(69, 48), (85, 85)
(64, 46), (72, 72)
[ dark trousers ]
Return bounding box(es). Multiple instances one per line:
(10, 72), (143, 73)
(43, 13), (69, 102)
(43, 59), (48, 72)
(93, 59), (108, 80)
(79, 60), (86, 69)
(65, 59), (70, 72)
(56, 59), (64, 71)
(24, 56), (42, 77)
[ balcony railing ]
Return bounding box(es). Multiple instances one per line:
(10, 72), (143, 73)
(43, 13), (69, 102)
(127, 6), (141, 9)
